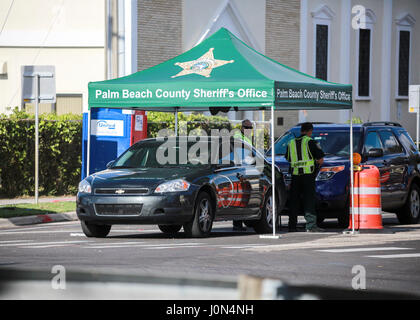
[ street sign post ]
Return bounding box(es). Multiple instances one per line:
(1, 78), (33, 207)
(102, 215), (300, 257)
(409, 85), (420, 149)
(21, 66), (56, 204)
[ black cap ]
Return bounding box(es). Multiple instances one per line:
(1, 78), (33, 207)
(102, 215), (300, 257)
(242, 119), (253, 129)
(300, 122), (313, 133)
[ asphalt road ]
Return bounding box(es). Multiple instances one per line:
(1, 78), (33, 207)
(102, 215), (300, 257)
(1, 214), (420, 298)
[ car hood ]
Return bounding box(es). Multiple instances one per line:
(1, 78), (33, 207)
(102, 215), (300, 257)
(90, 167), (209, 189)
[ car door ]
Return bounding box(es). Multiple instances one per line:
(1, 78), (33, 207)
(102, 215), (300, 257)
(396, 129), (420, 190)
(231, 141), (264, 217)
(211, 141), (243, 219)
(362, 130), (392, 207)
(378, 129), (408, 207)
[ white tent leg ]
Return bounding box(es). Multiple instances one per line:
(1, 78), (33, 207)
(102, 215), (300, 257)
(271, 106), (276, 236)
(87, 108), (91, 177)
(260, 106), (280, 239)
(175, 108), (178, 137)
(350, 109), (356, 234)
(344, 109), (358, 235)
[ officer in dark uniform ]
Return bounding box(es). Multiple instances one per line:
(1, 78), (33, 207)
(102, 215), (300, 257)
(286, 122), (325, 232)
(233, 119), (253, 231)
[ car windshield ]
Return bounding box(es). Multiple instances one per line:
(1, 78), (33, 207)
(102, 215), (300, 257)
(111, 139), (213, 168)
(269, 130), (361, 157)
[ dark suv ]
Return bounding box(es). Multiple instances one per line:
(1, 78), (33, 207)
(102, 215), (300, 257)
(269, 122), (420, 227)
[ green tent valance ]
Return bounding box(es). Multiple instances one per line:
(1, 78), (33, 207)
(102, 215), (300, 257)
(88, 28), (352, 111)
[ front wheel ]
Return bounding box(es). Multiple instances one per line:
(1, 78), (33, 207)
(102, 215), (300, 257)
(183, 192), (214, 238)
(253, 191), (280, 234)
(397, 184), (420, 224)
(80, 220), (111, 238)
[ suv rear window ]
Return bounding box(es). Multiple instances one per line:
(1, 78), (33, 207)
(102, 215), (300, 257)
(397, 130), (418, 154)
(364, 131), (382, 153)
(378, 130), (404, 155)
(271, 130), (361, 156)
(268, 132), (295, 156)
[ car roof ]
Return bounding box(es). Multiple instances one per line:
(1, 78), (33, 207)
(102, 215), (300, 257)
(288, 123), (408, 132)
(289, 123), (363, 132)
(133, 136), (249, 145)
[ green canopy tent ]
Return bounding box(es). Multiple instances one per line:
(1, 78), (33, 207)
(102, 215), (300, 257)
(88, 28), (354, 237)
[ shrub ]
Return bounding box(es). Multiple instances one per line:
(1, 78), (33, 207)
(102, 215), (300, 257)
(147, 112), (232, 137)
(0, 109), (82, 197)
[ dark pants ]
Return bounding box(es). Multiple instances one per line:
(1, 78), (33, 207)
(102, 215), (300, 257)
(233, 220), (243, 228)
(289, 173), (317, 230)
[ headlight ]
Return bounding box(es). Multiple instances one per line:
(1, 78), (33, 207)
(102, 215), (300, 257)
(155, 179), (190, 193)
(316, 166), (345, 181)
(78, 179), (92, 193)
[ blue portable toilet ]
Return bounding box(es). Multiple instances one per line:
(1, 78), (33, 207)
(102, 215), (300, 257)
(81, 108), (147, 179)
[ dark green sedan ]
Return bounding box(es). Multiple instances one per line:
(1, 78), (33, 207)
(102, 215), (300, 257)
(77, 136), (286, 238)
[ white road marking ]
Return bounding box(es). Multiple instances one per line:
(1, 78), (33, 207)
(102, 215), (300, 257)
(20, 244), (84, 249)
(86, 242), (204, 249)
(0, 228), (158, 236)
(144, 245), (206, 250)
(366, 253), (420, 259)
(0, 229), (155, 235)
(221, 244), (270, 249)
(0, 240), (89, 248)
(317, 247), (413, 253)
(85, 242), (147, 248)
(70, 233), (85, 237)
(0, 240), (34, 244)
(0, 230), (82, 235)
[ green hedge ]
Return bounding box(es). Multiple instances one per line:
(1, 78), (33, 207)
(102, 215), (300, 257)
(147, 112), (232, 137)
(0, 110), (82, 197)
(147, 112), (270, 148)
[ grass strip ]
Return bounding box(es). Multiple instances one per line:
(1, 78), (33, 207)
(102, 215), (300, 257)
(0, 201), (76, 218)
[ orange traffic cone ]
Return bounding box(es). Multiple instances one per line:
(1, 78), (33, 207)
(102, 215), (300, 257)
(348, 165), (386, 232)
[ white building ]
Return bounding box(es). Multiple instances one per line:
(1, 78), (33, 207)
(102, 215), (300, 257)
(1, 0), (419, 139)
(0, 0), (106, 114)
(300, 0), (420, 138)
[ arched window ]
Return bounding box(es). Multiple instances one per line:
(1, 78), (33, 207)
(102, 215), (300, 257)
(311, 5), (335, 81)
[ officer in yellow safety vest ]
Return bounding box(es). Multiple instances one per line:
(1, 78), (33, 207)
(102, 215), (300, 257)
(233, 119), (253, 145)
(286, 122), (325, 232)
(232, 119), (253, 231)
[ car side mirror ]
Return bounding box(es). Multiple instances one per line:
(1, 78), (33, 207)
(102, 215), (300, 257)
(106, 160), (115, 168)
(367, 148), (383, 158)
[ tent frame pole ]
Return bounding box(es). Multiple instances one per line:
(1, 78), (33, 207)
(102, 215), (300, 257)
(87, 108), (91, 177)
(260, 106), (280, 239)
(175, 108), (178, 137)
(271, 106), (277, 236)
(350, 109), (356, 234)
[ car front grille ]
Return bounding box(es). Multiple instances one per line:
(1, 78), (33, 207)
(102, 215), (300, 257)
(94, 188), (149, 195)
(94, 204), (143, 216)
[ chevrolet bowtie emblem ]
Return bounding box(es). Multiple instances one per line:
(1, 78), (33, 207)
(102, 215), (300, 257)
(115, 189), (125, 194)
(172, 48), (234, 78)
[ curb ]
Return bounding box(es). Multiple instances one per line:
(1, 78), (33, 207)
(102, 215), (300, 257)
(0, 211), (78, 229)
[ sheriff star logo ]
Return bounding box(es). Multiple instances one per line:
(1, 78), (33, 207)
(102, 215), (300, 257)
(171, 48), (234, 78)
